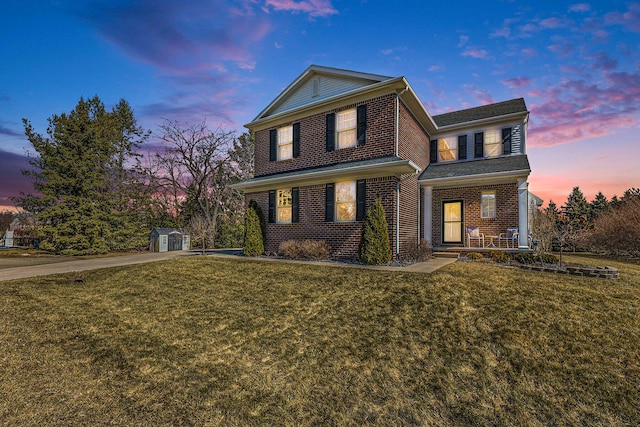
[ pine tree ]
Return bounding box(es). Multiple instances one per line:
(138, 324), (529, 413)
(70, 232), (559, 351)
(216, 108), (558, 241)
(562, 186), (590, 229)
(590, 192), (609, 220)
(243, 206), (264, 257)
(18, 96), (147, 254)
(358, 197), (392, 265)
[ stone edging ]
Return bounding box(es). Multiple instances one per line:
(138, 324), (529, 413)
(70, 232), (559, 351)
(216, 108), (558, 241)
(519, 264), (619, 279)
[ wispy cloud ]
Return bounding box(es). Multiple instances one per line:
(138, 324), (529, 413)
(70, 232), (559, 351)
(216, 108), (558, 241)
(0, 149), (31, 209)
(463, 84), (495, 105)
(604, 3), (640, 32)
(461, 48), (489, 59)
(569, 3), (591, 13)
(264, 0), (337, 17)
(501, 77), (532, 89)
(0, 121), (22, 137)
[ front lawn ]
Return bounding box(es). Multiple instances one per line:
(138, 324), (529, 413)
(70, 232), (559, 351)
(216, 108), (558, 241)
(1, 255), (638, 425)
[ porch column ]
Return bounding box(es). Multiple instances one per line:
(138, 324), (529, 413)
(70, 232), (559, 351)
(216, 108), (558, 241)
(517, 178), (529, 249)
(423, 186), (433, 246)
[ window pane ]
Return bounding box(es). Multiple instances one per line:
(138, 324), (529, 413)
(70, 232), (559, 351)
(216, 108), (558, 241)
(338, 129), (357, 149)
(481, 192), (496, 218)
(277, 189), (292, 223)
(277, 206), (292, 223)
(335, 181), (356, 221)
(279, 143), (292, 160)
(337, 109), (356, 131)
(444, 202), (461, 221)
(484, 129), (500, 157)
(438, 137), (457, 161)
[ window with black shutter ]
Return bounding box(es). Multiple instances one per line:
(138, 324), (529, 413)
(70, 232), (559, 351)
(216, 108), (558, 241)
(502, 127), (512, 155)
(357, 105), (367, 146)
(268, 190), (276, 223)
(293, 123), (300, 158)
(356, 180), (366, 221)
(429, 139), (438, 163)
(325, 183), (335, 221)
(326, 113), (335, 152)
(269, 129), (277, 161)
(291, 187), (299, 223)
(458, 135), (467, 160)
(474, 132), (484, 158)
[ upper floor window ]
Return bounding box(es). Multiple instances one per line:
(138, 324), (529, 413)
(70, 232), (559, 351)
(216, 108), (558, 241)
(269, 123), (300, 161)
(484, 129), (501, 158)
(481, 190), (496, 218)
(326, 105), (367, 152)
(438, 137), (457, 162)
(278, 126), (293, 160)
(337, 109), (357, 149)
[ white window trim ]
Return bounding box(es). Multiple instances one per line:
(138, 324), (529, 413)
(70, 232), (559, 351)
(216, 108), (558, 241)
(276, 188), (292, 224)
(336, 109), (357, 150)
(481, 190), (496, 219)
(335, 181), (356, 222)
(278, 125), (293, 161)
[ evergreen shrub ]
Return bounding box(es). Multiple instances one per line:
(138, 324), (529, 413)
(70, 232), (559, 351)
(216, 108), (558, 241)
(358, 198), (392, 265)
(243, 206), (264, 256)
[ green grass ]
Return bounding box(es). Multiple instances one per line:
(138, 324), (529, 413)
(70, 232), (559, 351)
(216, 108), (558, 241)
(1, 255), (639, 426)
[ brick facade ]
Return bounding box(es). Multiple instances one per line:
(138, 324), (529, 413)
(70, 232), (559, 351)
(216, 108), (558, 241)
(430, 182), (519, 247)
(254, 94), (397, 177)
(245, 177), (397, 259)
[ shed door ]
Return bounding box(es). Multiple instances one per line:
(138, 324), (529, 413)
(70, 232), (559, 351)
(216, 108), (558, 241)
(443, 201), (463, 244)
(168, 233), (182, 251)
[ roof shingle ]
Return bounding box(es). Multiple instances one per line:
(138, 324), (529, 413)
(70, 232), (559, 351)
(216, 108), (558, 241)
(432, 98), (528, 127)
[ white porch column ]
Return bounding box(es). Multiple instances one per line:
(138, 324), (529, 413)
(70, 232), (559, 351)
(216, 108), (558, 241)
(517, 178), (529, 249)
(423, 186), (433, 246)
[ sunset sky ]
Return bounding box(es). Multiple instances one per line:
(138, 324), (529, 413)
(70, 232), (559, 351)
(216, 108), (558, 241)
(1, 0), (639, 212)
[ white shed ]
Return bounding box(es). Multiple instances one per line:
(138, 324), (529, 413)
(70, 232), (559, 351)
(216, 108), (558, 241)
(150, 228), (190, 252)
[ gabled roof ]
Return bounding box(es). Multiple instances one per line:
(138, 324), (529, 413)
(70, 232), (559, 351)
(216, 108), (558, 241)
(432, 98), (528, 127)
(250, 65), (394, 124)
(418, 155), (531, 186)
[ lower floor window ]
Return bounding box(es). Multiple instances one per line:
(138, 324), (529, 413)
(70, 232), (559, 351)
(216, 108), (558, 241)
(335, 181), (356, 221)
(481, 190), (496, 218)
(277, 189), (292, 223)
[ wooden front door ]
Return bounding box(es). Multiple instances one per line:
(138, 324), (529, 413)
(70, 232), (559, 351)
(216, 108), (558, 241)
(443, 201), (463, 244)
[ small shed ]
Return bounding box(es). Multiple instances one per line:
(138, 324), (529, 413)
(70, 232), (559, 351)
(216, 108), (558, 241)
(150, 228), (190, 252)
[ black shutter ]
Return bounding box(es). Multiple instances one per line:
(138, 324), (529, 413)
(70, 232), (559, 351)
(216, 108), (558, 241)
(293, 123), (300, 158)
(429, 139), (438, 163)
(356, 179), (366, 221)
(291, 187), (299, 223)
(326, 113), (335, 152)
(458, 135), (467, 160)
(325, 183), (335, 222)
(357, 105), (367, 146)
(268, 190), (276, 223)
(269, 129), (277, 161)
(502, 127), (512, 155)
(474, 132), (484, 158)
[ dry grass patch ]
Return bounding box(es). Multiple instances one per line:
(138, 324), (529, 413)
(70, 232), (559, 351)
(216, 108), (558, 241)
(1, 255), (639, 425)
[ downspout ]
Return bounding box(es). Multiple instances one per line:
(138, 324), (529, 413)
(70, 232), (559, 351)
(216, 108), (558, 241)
(394, 85), (410, 258)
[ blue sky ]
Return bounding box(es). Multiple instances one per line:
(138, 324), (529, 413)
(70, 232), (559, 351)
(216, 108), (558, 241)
(1, 0), (639, 211)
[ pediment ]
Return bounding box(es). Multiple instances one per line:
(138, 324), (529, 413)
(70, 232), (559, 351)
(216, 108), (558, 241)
(252, 65), (393, 123)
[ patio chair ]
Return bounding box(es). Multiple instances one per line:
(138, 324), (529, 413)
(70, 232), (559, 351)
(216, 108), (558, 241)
(466, 226), (485, 248)
(499, 226), (519, 248)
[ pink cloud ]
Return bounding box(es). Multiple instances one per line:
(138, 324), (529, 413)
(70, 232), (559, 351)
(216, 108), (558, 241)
(604, 3), (640, 32)
(569, 3), (590, 13)
(265, 0), (337, 17)
(539, 17), (572, 29)
(463, 84), (495, 105)
(461, 48), (489, 59)
(521, 48), (538, 57)
(501, 77), (532, 89)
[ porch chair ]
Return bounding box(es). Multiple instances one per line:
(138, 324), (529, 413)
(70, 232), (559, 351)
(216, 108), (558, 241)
(466, 226), (485, 248)
(499, 226), (519, 248)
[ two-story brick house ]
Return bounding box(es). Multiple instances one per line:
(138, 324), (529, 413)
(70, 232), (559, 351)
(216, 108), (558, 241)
(233, 65), (533, 259)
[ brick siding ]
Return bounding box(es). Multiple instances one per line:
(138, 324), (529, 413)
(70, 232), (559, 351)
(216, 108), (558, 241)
(254, 94), (397, 177)
(431, 182), (519, 247)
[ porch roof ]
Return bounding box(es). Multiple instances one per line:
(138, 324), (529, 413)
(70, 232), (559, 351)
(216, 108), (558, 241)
(418, 155), (531, 187)
(231, 156), (421, 192)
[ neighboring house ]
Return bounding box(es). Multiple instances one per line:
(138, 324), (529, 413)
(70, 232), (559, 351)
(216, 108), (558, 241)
(233, 65), (537, 259)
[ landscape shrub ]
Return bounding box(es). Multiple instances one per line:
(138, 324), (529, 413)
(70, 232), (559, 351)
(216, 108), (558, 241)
(535, 253), (559, 265)
(514, 253), (534, 264)
(466, 252), (483, 261)
(278, 240), (331, 260)
(248, 199), (267, 245)
(402, 239), (432, 262)
(358, 198), (392, 265)
(488, 250), (511, 263)
(243, 206), (264, 257)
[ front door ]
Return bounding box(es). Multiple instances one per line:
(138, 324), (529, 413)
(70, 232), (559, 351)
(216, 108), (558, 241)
(443, 201), (463, 244)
